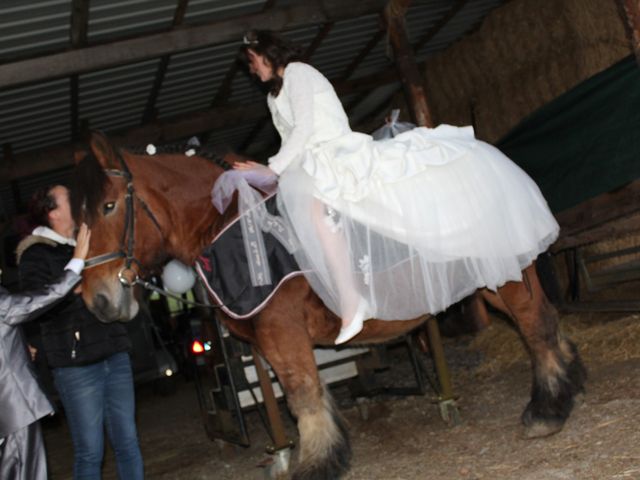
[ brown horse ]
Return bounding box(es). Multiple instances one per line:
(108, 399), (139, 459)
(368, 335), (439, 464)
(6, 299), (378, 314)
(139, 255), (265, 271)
(72, 132), (586, 480)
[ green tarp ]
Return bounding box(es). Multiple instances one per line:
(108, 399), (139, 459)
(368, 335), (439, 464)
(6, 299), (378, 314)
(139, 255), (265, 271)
(497, 55), (640, 213)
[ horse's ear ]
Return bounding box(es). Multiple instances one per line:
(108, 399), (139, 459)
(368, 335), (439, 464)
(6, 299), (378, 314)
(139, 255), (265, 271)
(88, 131), (119, 169)
(73, 149), (88, 165)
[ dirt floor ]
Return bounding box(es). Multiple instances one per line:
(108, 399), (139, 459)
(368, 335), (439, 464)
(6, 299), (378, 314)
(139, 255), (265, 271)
(44, 311), (640, 480)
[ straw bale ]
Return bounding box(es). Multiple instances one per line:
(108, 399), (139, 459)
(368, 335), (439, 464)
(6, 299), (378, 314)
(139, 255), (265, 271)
(472, 50), (588, 141)
(419, 0), (632, 139)
(580, 228), (640, 271)
(469, 312), (640, 376)
(564, 0), (629, 45)
(433, 103), (471, 130)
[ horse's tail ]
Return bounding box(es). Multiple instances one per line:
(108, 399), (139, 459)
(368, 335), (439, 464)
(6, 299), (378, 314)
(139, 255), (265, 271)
(292, 383), (351, 480)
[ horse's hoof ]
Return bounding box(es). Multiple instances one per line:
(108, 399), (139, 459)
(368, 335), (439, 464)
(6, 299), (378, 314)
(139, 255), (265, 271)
(523, 420), (564, 439)
(521, 403), (535, 427)
(573, 391), (586, 408)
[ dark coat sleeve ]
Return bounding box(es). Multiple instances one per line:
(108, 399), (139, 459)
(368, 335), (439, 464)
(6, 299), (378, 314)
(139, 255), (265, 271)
(19, 244), (57, 289)
(0, 270), (81, 326)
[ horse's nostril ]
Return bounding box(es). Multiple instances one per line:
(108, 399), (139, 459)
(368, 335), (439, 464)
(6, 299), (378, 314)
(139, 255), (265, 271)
(93, 293), (113, 323)
(94, 293), (108, 310)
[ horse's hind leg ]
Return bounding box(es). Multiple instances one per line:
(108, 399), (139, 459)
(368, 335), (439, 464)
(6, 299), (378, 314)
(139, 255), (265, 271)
(253, 308), (350, 480)
(482, 262), (587, 438)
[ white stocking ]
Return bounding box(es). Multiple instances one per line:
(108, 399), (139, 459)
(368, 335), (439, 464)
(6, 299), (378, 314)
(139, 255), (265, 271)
(311, 199), (361, 327)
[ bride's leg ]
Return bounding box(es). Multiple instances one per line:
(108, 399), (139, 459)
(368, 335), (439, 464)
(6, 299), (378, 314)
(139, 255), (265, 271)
(311, 199), (363, 329)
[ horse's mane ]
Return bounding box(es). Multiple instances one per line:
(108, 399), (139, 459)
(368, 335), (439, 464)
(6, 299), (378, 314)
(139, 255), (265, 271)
(71, 151), (108, 226)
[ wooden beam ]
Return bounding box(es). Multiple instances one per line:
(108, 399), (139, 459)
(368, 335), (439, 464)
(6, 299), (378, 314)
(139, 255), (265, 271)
(70, 75), (80, 140)
(304, 22), (334, 60)
(383, 0), (434, 127)
(340, 27), (386, 80)
(69, 0), (90, 140)
(70, 0), (89, 47)
(617, 0), (640, 65)
(344, 0), (460, 127)
(0, 0), (387, 89)
(2, 144), (13, 169)
(171, 0), (190, 25)
(210, 63), (241, 108)
(3, 143), (23, 213)
(552, 179), (640, 252)
(142, 0), (191, 123)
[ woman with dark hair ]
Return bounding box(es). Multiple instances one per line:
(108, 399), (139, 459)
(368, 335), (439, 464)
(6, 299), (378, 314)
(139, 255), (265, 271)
(18, 185), (144, 479)
(229, 29), (559, 344)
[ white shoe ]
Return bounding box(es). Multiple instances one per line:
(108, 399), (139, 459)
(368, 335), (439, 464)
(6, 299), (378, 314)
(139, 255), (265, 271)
(335, 298), (369, 345)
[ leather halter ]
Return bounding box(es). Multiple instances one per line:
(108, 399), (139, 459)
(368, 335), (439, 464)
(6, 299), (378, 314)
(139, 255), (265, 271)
(83, 151), (163, 287)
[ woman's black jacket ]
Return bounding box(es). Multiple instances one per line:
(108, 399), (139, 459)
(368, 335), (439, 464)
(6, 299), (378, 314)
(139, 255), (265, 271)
(17, 235), (131, 369)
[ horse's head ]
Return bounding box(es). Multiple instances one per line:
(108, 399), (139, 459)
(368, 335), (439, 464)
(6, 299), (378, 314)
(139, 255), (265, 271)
(71, 133), (156, 322)
(72, 132), (226, 323)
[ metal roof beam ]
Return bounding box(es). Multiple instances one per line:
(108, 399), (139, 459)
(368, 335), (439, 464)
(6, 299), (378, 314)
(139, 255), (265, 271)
(0, 0), (387, 89)
(412, 0), (469, 53)
(2, 67), (398, 180)
(2, 102), (269, 181)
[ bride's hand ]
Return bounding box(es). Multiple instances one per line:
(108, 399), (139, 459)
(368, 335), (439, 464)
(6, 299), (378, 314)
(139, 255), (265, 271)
(230, 161), (278, 193)
(233, 160), (264, 171)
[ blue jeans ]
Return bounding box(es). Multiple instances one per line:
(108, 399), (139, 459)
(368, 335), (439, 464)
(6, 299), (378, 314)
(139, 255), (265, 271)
(53, 352), (144, 480)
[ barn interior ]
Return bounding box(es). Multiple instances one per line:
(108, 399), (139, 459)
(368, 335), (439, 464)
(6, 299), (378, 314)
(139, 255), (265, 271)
(1, 1), (640, 478)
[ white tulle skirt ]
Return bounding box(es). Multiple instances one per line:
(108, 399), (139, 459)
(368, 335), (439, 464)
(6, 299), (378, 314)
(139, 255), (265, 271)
(276, 125), (559, 321)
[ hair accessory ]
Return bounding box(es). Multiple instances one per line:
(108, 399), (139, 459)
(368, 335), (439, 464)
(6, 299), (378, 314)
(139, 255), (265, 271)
(243, 34), (258, 46)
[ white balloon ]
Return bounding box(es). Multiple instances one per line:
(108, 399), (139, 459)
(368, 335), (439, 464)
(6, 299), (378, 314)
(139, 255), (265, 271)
(162, 259), (196, 294)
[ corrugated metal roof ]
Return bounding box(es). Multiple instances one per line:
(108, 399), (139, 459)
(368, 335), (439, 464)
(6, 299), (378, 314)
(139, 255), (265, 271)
(0, 0), (508, 221)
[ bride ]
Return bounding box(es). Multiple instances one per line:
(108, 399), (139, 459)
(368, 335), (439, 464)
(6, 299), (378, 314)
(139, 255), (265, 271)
(226, 29), (559, 344)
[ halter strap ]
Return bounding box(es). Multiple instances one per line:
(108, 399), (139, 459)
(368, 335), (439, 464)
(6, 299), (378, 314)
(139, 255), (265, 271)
(83, 151), (162, 277)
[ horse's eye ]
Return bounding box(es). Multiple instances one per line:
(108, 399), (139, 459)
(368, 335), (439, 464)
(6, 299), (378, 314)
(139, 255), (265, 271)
(103, 201), (116, 215)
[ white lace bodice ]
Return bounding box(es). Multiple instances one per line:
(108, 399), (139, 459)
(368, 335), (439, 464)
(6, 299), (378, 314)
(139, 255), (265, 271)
(267, 62), (351, 175)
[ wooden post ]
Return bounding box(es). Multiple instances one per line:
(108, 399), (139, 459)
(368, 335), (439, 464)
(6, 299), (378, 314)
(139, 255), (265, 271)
(251, 347), (291, 452)
(384, 0), (434, 127)
(618, 0), (640, 65)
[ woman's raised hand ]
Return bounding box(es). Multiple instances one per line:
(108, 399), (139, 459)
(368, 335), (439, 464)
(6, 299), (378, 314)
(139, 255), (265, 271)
(73, 223), (91, 260)
(233, 160), (266, 170)
(232, 160), (278, 193)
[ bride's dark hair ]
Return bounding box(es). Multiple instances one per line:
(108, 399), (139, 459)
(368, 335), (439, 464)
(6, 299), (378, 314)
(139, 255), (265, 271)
(239, 29), (303, 96)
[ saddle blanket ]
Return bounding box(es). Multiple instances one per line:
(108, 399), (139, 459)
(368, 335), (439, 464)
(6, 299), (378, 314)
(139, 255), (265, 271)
(194, 196), (304, 319)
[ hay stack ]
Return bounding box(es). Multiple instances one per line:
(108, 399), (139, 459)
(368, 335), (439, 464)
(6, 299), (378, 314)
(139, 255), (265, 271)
(470, 312), (640, 376)
(421, 0), (632, 142)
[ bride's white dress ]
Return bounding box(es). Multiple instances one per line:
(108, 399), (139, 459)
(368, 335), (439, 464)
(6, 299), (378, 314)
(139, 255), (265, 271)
(268, 62), (559, 320)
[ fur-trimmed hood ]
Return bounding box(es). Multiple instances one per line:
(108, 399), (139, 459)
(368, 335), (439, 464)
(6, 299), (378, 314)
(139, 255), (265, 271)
(15, 235), (58, 264)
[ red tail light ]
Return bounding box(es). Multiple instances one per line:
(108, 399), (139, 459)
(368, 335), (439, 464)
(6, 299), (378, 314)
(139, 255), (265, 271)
(191, 340), (205, 355)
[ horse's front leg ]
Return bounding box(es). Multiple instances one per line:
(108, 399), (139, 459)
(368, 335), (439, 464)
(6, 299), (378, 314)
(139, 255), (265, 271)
(483, 262), (587, 438)
(253, 283), (351, 480)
